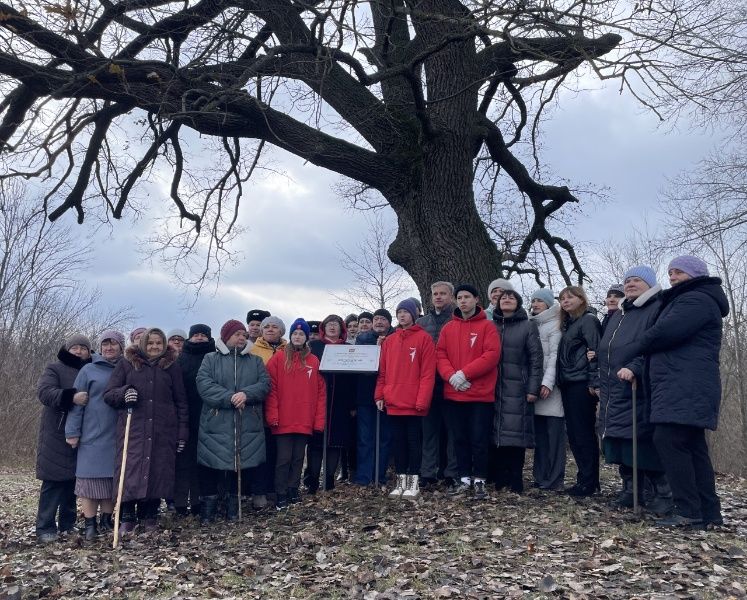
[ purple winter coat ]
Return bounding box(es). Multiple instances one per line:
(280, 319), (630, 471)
(104, 345), (188, 502)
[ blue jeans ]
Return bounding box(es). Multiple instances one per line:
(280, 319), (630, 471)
(353, 404), (391, 485)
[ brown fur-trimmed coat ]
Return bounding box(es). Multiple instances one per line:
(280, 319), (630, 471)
(104, 345), (188, 502)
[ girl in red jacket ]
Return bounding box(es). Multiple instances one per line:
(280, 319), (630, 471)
(375, 299), (436, 499)
(265, 319), (326, 509)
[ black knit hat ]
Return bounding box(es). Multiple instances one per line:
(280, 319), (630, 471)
(373, 308), (392, 323)
(307, 320), (321, 334)
(358, 311), (374, 322)
(454, 283), (479, 298)
(246, 309), (271, 324)
(188, 323), (212, 338)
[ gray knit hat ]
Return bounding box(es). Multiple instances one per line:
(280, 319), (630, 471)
(488, 278), (514, 298)
(531, 288), (555, 308)
(99, 330), (126, 350)
(261, 315), (286, 336)
(668, 255), (709, 279)
(166, 328), (188, 341)
(65, 334), (91, 352)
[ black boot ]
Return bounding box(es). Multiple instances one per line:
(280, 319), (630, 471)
(84, 516), (98, 541)
(225, 495), (239, 522)
(288, 488), (300, 504)
(644, 473), (674, 516)
(99, 513), (113, 532)
(200, 495), (218, 525)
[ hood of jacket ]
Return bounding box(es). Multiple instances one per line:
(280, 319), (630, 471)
(451, 306), (488, 323)
(214, 337), (254, 356)
(56, 346), (92, 370)
(528, 303), (560, 325)
(91, 353), (120, 368)
(125, 344), (178, 370)
(618, 284), (661, 314)
(662, 276), (729, 317)
(493, 306), (529, 324)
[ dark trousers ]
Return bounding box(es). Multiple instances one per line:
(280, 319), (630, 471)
(199, 465), (252, 496)
(421, 381), (458, 479)
(493, 446), (526, 493)
(174, 435), (200, 511)
(653, 424), (721, 520)
(274, 433), (309, 495)
(533, 415), (566, 490)
(354, 404), (391, 485)
(120, 498), (160, 521)
(560, 382), (599, 489)
(248, 427), (274, 496)
(390, 415), (423, 475)
(306, 434), (342, 491)
(36, 479), (76, 535)
(340, 414), (357, 478)
(445, 400), (494, 480)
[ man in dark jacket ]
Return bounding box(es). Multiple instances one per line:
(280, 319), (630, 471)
(353, 309), (395, 486)
(35, 335), (92, 543)
(174, 324), (215, 516)
(635, 255), (728, 528)
(601, 284), (625, 333)
(417, 281), (458, 488)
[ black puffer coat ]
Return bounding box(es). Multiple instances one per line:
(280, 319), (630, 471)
(557, 309), (601, 387)
(36, 348), (91, 481)
(416, 305), (455, 343)
(177, 338), (216, 436)
(598, 286), (661, 440)
(635, 276), (729, 430)
(493, 308), (544, 448)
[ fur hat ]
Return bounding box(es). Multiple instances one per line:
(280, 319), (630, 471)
(531, 288), (555, 308)
(373, 308), (393, 324)
(166, 328), (187, 341)
(289, 318), (311, 342)
(454, 283), (480, 298)
(246, 309), (271, 325)
(220, 319), (246, 343)
(623, 265), (657, 288)
(668, 255), (709, 279)
(308, 320), (321, 334)
(606, 284), (625, 298)
(188, 323), (212, 339)
(261, 315), (286, 336)
(65, 334), (92, 352)
(129, 327), (147, 343)
(395, 299), (419, 323)
(487, 278), (514, 298)
(99, 330), (125, 350)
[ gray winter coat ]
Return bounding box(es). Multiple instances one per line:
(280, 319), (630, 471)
(196, 339), (270, 470)
(66, 354), (120, 478)
(416, 304), (455, 343)
(493, 308), (544, 448)
(36, 348), (90, 481)
(528, 304), (564, 418)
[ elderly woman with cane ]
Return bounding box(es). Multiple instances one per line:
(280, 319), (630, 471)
(196, 320), (270, 524)
(104, 327), (189, 535)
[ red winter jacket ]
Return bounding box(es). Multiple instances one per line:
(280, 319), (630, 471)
(374, 325), (436, 415)
(436, 307), (501, 402)
(265, 350), (326, 435)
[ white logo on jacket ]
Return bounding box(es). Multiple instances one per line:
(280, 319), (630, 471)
(409, 347), (417, 362)
(469, 333), (478, 347)
(306, 366), (313, 379)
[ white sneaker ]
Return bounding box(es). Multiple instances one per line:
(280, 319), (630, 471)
(389, 474), (406, 497)
(402, 475), (420, 499)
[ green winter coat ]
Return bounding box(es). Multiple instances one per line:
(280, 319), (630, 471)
(196, 339), (270, 470)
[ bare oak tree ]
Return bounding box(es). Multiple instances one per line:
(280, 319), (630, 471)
(0, 0), (743, 296)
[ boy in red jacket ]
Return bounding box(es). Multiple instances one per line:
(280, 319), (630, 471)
(436, 284), (501, 499)
(375, 299), (436, 499)
(265, 319), (326, 509)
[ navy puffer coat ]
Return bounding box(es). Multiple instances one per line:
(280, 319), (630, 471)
(598, 285), (661, 440)
(636, 276), (728, 430)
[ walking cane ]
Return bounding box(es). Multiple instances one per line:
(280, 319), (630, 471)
(631, 379), (640, 516)
(321, 416), (329, 492)
(374, 408), (380, 490)
(113, 406), (133, 549)
(235, 409), (242, 521)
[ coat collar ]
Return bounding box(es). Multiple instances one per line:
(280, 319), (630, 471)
(124, 344), (177, 370)
(619, 284), (661, 314)
(528, 303), (560, 325)
(214, 338), (253, 356)
(56, 346), (92, 370)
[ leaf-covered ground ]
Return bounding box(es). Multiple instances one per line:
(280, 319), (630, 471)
(1, 463), (746, 599)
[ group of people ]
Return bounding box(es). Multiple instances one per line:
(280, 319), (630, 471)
(34, 254), (727, 543)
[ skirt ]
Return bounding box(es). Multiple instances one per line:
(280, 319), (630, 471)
(75, 477), (113, 500)
(603, 437), (663, 472)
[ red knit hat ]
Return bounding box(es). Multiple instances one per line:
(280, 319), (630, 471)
(220, 319), (246, 343)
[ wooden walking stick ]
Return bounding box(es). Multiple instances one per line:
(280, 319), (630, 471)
(631, 379), (641, 516)
(374, 407), (380, 489)
(235, 408), (243, 521)
(113, 406), (133, 549)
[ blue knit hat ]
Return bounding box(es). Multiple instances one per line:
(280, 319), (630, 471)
(396, 299), (419, 323)
(289, 318), (310, 342)
(668, 255), (709, 279)
(623, 265), (657, 288)
(531, 288), (555, 308)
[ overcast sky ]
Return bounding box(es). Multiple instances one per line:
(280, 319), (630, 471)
(70, 82), (724, 338)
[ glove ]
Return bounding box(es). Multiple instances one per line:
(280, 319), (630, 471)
(449, 371), (467, 389)
(456, 380), (471, 392)
(124, 387), (138, 407)
(177, 440), (186, 453)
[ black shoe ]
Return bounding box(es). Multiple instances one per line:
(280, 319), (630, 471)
(84, 516), (98, 541)
(704, 516), (724, 529)
(276, 495), (289, 510)
(174, 506), (189, 517)
(655, 514), (704, 528)
(99, 513), (113, 532)
(226, 495), (240, 521)
(644, 474), (673, 516)
(200, 495), (219, 525)
(165, 500), (176, 512)
(288, 488), (301, 504)
(565, 484), (597, 497)
(420, 477), (437, 490)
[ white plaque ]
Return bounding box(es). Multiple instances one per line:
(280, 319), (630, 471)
(319, 345), (381, 373)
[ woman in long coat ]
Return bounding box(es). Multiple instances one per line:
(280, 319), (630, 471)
(104, 328), (189, 533)
(35, 335), (92, 543)
(66, 330), (125, 540)
(492, 290), (543, 494)
(196, 320), (270, 524)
